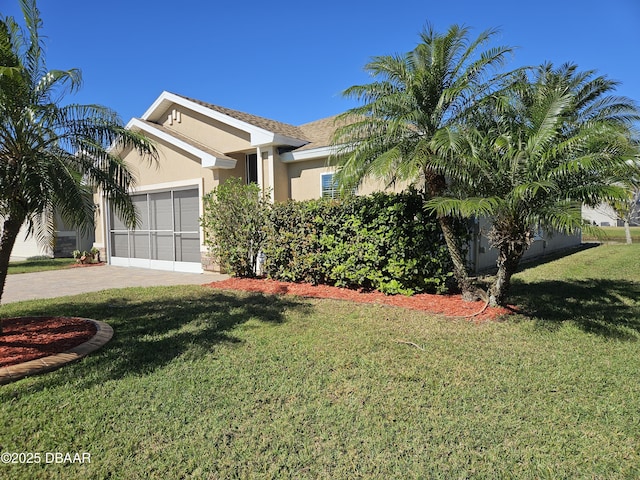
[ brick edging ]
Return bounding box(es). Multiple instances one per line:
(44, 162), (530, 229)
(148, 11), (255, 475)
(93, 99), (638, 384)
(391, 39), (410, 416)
(0, 318), (113, 385)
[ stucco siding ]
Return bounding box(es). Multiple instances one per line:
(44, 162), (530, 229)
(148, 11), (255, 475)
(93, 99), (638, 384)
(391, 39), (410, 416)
(158, 106), (252, 154)
(288, 159), (333, 200)
(582, 204), (620, 226)
(273, 153), (290, 202)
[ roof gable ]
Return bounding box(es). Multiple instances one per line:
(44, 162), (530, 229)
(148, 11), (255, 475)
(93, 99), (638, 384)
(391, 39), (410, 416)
(141, 91), (309, 148)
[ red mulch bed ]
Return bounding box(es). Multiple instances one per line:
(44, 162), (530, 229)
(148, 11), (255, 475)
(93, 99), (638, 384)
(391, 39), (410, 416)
(0, 317), (97, 368)
(205, 278), (514, 321)
(67, 262), (105, 268)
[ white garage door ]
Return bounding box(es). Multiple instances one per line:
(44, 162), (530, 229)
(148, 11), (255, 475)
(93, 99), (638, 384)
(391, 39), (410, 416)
(109, 188), (202, 273)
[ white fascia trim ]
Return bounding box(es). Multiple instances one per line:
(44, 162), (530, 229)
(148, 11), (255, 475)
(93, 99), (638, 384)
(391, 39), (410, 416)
(128, 118), (236, 169)
(141, 91), (307, 148)
(252, 131), (308, 148)
(280, 145), (338, 163)
(129, 178), (202, 194)
(141, 91), (176, 120)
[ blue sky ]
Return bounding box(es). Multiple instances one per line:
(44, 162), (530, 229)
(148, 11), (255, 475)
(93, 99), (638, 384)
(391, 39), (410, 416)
(2, 0), (639, 126)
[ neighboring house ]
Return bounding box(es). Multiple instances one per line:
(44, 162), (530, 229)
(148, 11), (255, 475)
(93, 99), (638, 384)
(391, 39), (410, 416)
(6, 215), (94, 261)
(469, 218), (581, 273)
(94, 91), (581, 274)
(582, 200), (640, 227)
(582, 204), (621, 227)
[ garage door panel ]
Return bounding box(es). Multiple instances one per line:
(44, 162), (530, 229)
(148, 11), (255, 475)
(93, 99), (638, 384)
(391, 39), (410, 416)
(175, 233), (200, 262)
(131, 232), (150, 259)
(108, 187), (201, 272)
(151, 232), (173, 261)
(174, 190), (200, 232)
(111, 232), (129, 257)
(150, 192), (172, 231)
(132, 194), (150, 230)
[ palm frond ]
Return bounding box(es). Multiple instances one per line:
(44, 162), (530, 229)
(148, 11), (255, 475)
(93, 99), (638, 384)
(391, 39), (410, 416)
(425, 196), (502, 218)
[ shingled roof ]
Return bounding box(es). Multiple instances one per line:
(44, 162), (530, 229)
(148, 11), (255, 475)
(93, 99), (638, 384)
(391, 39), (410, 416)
(293, 115), (343, 151)
(173, 93), (309, 142)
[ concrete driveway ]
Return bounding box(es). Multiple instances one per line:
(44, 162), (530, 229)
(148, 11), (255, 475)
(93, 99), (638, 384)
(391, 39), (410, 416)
(1, 265), (229, 304)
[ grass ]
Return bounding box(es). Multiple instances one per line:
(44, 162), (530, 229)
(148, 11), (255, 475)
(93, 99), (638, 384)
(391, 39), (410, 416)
(7, 257), (76, 274)
(0, 244), (638, 478)
(582, 225), (640, 243)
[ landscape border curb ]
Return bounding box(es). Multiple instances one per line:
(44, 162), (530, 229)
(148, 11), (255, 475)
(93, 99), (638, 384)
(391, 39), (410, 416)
(0, 318), (113, 385)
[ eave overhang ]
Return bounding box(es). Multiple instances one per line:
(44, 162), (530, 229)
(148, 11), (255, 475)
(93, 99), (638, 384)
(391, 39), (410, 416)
(280, 145), (340, 163)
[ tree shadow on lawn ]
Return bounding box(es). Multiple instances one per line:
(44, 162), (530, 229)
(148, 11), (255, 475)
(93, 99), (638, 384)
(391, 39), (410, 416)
(4, 287), (311, 390)
(509, 278), (640, 340)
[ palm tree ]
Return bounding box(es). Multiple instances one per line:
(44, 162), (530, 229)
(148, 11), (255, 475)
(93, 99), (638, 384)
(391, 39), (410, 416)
(0, 0), (156, 314)
(606, 149), (640, 244)
(331, 23), (514, 300)
(427, 63), (640, 306)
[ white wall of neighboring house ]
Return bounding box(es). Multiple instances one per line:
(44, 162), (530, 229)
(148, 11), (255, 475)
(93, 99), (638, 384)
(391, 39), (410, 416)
(582, 187), (640, 227)
(8, 224), (53, 261)
(582, 204), (621, 226)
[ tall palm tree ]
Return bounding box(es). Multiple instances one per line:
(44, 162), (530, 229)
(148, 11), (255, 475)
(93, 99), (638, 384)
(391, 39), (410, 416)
(427, 63), (640, 306)
(331, 23), (514, 300)
(0, 0), (156, 313)
(606, 150), (640, 244)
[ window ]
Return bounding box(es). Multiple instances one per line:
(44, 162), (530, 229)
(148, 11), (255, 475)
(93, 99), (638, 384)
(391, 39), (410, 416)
(321, 173), (338, 199)
(321, 173), (355, 199)
(246, 154), (258, 184)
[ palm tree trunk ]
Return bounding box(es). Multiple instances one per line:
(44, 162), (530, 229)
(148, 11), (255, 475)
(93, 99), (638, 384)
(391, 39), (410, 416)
(624, 219), (632, 244)
(438, 215), (479, 301)
(0, 214), (26, 332)
(488, 243), (525, 307)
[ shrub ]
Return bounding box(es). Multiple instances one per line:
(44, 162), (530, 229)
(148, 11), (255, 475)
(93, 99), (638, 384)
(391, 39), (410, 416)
(201, 178), (271, 277)
(264, 190), (465, 294)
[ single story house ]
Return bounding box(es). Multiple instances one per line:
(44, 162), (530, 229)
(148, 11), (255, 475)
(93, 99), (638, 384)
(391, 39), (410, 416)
(93, 91), (581, 274)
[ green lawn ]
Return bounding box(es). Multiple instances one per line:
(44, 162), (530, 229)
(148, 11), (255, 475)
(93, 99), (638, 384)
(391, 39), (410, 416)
(7, 257), (76, 274)
(0, 244), (639, 479)
(582, 225), (640, 243)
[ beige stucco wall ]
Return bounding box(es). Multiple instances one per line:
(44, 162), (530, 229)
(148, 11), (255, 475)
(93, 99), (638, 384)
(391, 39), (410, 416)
(129, 144), (212, 188)
(287, 159), (333, 200)
(111, 121), (251, 196)
(158, 106), (252, 154)
(93, 190), (105, 247)
(287, 156), (405, 201)
(272, 152), (290, 202)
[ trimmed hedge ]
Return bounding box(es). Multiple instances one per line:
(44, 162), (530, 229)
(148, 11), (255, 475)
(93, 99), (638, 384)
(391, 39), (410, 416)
(263, 191), (465, 295)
